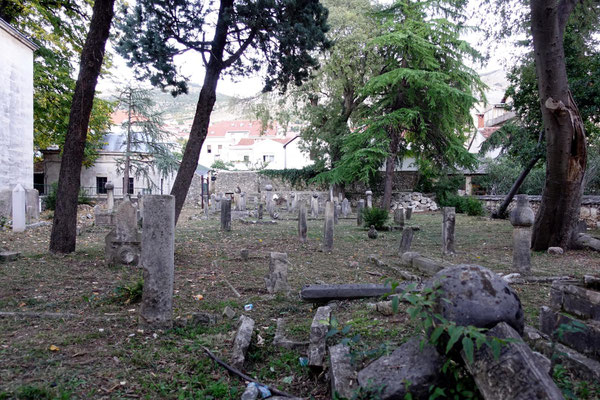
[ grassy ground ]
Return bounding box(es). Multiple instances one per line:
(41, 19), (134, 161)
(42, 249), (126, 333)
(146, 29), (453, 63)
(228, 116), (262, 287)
(0, 208), (599, 399)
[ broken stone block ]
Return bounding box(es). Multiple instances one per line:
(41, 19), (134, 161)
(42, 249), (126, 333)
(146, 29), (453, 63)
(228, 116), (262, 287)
(308, 306), (331, 369)
(550, 281), (600, 321)
(0, 251), (20, 262)
(524, 325), (600, 382)
(329, 344), (356, 399)
(222, 306), (236, 319)
(428, 265), (525, 335)
(190, 312), (219, 326)
(357, 337), (443, 400)
(400, 251), (420, 267)
(264, 252), (290, 294)
(463, 322), (564, 400)
(231, 315), (255, 369)
(273, 318), (309, 351)
(539, 306), (600, 360)
(583, 275), (600, 290)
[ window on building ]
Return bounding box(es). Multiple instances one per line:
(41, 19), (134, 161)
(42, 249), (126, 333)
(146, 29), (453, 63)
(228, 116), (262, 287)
(207, 145), (212, 153)
(96, 177), (107, 194)
(263, 155), (275, 162)
(218, 145), (223, 151)
(127, 178), (134, 195)
(243, 155), (250, 162)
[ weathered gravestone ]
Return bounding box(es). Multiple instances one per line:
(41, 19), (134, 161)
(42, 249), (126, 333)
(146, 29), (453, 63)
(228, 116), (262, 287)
(342, 198), (350, 217)
(265, 184), (274, 215)
(333, 200), (339, 225)
(239, 192), (246, 211)
(394, 207), (405, 226)
(405, 206), (413, 220)
(311, 193), (319, 218)
(323, 201), (334, 252)
(442, 207), (456, 255)
(221, 198), (232, 231)
(105, 200), (141, 265)
(231, 315), (255, 369)
(357, 336), (443, 400)
(257, 202), (264, 219)
(509, 195), (534, 274)
(357, 199), (365, 226)
(329, 344), (356, 399)
(308, 306), (332, 369)
(264, 252), (291, 294)
(366, 190), (373, 208)
(11, 184), (26, 232)
(464, 322), (564, 400)
(399, 227), (414, 254)
(291, 192), (297, 212)
(105, 182), (115, 211)
(139, 195), (175, 330)
(298, 202), (307, 243)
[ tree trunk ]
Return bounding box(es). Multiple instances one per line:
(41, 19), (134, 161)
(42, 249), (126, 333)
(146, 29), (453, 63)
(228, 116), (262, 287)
(169, 0), (233, 223)
(382, 132), (400, 210)
(492, 154), (541, 219)
(49, 0), (115, 253)
(530, 0), (587, 251)
(123, 88), (132, 197)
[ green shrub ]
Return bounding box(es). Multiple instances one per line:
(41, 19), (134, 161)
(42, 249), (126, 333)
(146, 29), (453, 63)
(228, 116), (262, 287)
(43, 183), (93, 210)
(472, 157), (545, 195)
(362, 207), (389, 230)
(113, 278), (144, 305)
(439, 194), (485, 216)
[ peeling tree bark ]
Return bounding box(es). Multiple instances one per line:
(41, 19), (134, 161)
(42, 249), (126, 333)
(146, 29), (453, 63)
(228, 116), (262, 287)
(530, 0), (587, 251)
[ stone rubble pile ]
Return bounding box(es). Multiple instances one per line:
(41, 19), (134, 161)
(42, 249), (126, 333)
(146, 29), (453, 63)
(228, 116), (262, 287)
(394, 192), (438, 212)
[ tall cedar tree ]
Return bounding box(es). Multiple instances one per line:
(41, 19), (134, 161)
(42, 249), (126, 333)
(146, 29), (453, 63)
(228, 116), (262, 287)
(116, 0), (329, 223)
(529, 0), (588, 250)
(49, 0), (115, 253)
(321, 0), (483, 209)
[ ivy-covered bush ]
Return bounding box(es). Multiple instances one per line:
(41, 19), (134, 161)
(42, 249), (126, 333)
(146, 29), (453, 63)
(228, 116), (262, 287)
(362, 207), (389, 230)
(439, 194), (485, 216)
(43, 182), (92, 210)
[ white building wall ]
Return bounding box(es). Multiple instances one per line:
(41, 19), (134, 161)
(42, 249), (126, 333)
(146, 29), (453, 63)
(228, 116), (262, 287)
(283, 139), (312, 169)
(0, 24), (35, 191)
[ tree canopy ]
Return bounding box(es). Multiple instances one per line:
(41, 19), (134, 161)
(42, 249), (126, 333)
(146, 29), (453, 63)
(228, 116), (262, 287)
(5, 0), (114, 166)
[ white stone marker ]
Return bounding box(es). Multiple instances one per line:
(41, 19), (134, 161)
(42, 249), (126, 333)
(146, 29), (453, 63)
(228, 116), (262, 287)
(12, 184), (26, 232)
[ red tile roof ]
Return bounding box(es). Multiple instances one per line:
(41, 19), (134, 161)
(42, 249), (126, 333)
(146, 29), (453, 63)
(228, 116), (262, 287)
(234, 138), (256, 146)
(207, 120), (278, 137)
(479, 127), (499, 139)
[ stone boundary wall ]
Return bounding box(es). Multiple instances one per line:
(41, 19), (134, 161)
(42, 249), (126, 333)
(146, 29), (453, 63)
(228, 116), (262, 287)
(478, 195), (600, 228)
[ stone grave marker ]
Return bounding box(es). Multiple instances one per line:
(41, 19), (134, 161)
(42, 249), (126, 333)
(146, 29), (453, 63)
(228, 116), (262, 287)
(311, 193), (319, 218)
(366, 190), (373, 208)
(105, 199), (141, 265)
(357, 199), (365, 226)
(221, 199), (232, 231)
(399, 227), (414, 254)
(442, 207), (456, 255)
(298, 202), (307, 243)
(11, 184), (26, 232)
(308, 306), (331, 369)
(323, 201), (334, 252)
(509, 195), (534, 274)
(139, 195), (175, 330)
(264, 252), (290, 294)
(394, 207), (405, 226)
(342, 198), (350, 217)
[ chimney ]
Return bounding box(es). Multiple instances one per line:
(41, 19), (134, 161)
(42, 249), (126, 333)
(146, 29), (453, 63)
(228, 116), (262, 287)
(477, 113), (485, 128)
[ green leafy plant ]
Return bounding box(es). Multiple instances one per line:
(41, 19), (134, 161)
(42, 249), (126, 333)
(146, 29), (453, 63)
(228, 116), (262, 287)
(210, 159), (234, 171)
(362, 207), (389, 230)
(113, 279), (144, 305)
(439, 195), (485, 216)
(43, 183), (93, 210)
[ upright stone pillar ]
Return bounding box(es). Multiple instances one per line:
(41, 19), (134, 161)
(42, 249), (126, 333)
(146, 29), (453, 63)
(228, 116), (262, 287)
(221, 199), (232, 231)
(139, 195), (175, 330)
(203, 194), (209, 217)
(334, 200), (339, 225)
(105, 182), (115, 212)
(394, 207), (405, 226)
(291, 192), (297, 212)
(329, 185), (334, 202)
(286, 193), (292, 212)
(510, 195), (534, 274)
(265, 184), (274, 215)
(357, 199), (365, 226)
(311, 193), (319, 218)
(239, 193), (246, 211)
(366, 190), (373, 209)
(233, 193), (241, 211)
(210, 194), (217, 212)
(323, 201), (334, 252)
(405, 206), (413, 220)
(442, 207), (456, 255)
(257, 202), (264, 220)
(12, 184), (26, 232)
(298, 202), (307, 243)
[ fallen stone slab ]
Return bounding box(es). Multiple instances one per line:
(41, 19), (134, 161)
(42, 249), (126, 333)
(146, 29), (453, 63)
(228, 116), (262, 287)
(231, 315), (255, 369)
(0, 251), (20, 262)
(189, 312), (219, 326)
(550, 281), (600, 321)
(539, 306), (600, 360)
(357, 336), (443, 400)
(400, 251), (420, 267)
(412, 256), (446, 276)
(300, 282), (414, 303)
(524, 325), (600, 382)
(238, 218), (277, 225)
(308, 306), (331, 369)
(463, 322), (563, 400)
(329, 344), (356, 399)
